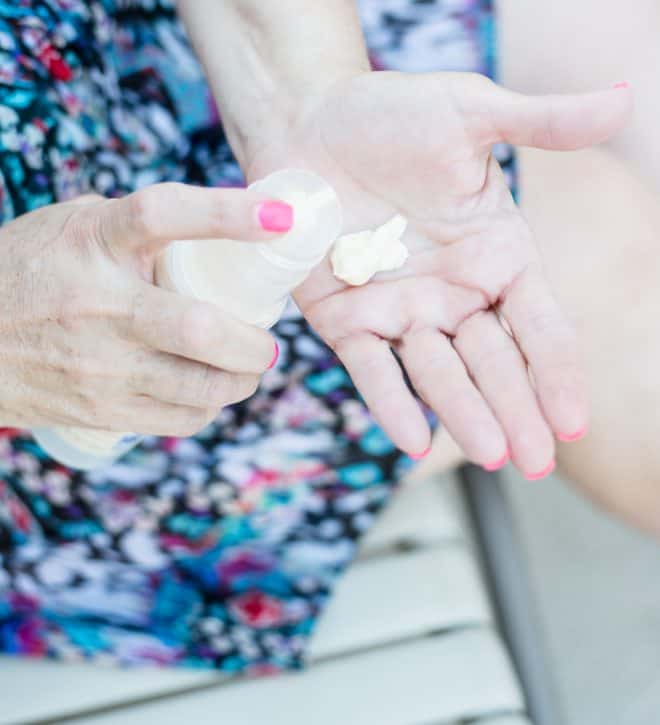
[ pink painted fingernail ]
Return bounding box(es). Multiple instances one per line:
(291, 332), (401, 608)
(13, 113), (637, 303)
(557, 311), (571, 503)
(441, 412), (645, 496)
(557, 426), (588, 443)
(524, 459), (556, 481)
(410, 445), (432, 461)
(614, 81), (630, 89)
(267, 342), (279, 370)
(483, 451), (510, 472)
(257, 201), (294, 232)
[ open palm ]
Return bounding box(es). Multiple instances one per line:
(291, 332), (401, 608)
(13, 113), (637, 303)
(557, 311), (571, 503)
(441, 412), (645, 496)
(246, 72), (631, 476)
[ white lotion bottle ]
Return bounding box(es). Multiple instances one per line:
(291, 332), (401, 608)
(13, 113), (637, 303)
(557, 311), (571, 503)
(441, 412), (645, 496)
(32, 169), (343, 470)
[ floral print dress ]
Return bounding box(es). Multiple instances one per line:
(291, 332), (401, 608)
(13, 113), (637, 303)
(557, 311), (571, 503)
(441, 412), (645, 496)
(0, 0), (514, 673)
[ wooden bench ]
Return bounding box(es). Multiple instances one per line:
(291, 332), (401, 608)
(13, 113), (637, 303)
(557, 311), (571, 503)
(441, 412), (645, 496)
(0, 470), (548, 725)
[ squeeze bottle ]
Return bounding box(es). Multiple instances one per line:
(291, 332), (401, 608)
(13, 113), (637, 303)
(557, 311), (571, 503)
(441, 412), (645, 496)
(32, 169), (343, 470)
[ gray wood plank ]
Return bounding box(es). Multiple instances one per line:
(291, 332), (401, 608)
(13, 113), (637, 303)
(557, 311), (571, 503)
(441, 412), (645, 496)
(69, 630), (524, 725)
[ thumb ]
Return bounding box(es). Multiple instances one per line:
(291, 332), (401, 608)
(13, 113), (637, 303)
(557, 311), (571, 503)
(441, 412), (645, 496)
(487, 83), (633, 151)
(90, 182), (294, 257)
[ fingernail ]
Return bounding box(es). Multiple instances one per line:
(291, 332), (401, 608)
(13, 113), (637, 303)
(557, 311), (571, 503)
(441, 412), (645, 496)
(483, 451), (510, 472)
(258, 201), (294, 232)
(410, 445), (432, 461)
(613, 81), (630, 89)
(557, 425), (588, 443)
(267, 342), (279, 370)
(524, 459), (556, 481)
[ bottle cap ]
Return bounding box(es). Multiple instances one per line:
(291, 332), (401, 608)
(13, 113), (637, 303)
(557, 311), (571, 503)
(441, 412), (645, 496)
(156, 169), (343, 328)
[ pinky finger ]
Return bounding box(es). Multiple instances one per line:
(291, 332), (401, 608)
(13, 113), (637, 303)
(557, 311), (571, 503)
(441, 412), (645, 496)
(335, 334), (431, 458)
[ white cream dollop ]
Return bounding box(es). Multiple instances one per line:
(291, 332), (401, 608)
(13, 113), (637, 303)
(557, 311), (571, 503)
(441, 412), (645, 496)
(330, 214), (409, 286)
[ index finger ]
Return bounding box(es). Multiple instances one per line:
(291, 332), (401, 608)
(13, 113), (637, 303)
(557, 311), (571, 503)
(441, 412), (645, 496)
(500, 264), (589, 442)
(126, 282), (277, 374)
(84, 182), (293, 257)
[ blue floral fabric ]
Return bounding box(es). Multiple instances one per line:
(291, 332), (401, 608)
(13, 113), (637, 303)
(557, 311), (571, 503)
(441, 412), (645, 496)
(0, 0), (513, 673)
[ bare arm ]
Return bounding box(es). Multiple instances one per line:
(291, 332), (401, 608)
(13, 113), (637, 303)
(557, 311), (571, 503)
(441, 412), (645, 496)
(176, 0), (630, 473)
(498, 0), (659, 191)
(177, 0), (369, 169)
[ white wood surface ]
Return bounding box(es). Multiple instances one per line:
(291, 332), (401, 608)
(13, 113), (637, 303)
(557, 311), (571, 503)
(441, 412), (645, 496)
(309, 545), (490, 660)
(359, 477), (463, 555)
(0, 658), (218, 725)
(70, 630), (523, 725)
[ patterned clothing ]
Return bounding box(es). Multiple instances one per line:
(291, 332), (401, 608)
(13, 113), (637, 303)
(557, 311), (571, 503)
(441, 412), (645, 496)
(0, 0), (514, 673)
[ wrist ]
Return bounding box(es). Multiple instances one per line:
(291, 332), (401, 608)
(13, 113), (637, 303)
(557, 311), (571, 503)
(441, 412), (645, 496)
(178, 0), (370, 171)
(224, 66), (367, 176)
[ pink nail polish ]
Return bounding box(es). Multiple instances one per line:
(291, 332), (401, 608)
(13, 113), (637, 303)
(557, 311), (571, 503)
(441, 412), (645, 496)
(267, 342), (279, 370)
(410, 445), (432, 461)
(258, 201), (293, 232)
(483, 452), (510, 472)
(557, 426), (588, 443)
(613, 81), (630, 89)
(524, 459), (556, 481)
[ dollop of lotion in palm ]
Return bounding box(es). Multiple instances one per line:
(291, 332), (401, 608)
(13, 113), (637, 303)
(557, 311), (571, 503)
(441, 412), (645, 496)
(330, 214), (409, 286)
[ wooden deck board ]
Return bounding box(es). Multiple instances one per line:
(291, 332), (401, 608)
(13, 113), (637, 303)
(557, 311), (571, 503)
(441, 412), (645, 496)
(69, 630), (524, 725)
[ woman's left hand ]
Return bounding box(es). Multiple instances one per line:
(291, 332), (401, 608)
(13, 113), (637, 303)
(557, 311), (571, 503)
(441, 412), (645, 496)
(244, 72), (631, 477)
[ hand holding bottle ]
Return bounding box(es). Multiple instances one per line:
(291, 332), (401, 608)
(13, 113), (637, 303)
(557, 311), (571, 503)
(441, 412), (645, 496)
(0, 184), (289, 436)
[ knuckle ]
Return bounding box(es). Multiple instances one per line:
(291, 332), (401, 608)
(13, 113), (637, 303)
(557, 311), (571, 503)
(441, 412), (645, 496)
(203, 371), (256, 408)
(203, 408), (220, 428)
(469, 342), (518, 378)
(59, 202), (102, 250)
(523, 308), (577, 350)
(440, 383), (479, 413)
(413, 367), (440, 401)
(226, 374), (260, 405)
(526, 309), (559, 337)
(208, 379), (233, 408)
(125, 289), (151, 339)
(179, 303), (218, 357)
(128, 188), (162, 239)
(55, 293), (86, 332)
(194, 366), (224, 406)
(77, 389), (105, 425)
(66, 355), (97, 388)
(207, 204), (230, 238)
(174, 410), (208, 438)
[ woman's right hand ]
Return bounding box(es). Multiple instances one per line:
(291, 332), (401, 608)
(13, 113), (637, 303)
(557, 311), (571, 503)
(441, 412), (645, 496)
(0, 183), (290, 435)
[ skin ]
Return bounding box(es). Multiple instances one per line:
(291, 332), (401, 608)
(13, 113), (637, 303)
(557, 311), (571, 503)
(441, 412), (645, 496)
(419, 0), (660, 538)
(0, 0), (657, 528)
(497, 0), (660, 536)
(0, 185), (283, 435)
(180, 0), (631, 478)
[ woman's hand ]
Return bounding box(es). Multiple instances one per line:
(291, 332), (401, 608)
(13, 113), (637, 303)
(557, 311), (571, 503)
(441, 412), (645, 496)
(180, 2), (631, 476)
(0, 184), (288, 435)
(244, 73), (632, 477)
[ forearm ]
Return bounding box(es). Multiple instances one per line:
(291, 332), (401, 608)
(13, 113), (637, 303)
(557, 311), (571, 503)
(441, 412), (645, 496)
(178, 0), (369, 169)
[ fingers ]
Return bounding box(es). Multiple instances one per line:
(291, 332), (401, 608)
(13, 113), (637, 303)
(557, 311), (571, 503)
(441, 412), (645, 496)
(85, 182), (294, 257)
(485, 81), (633, 150)
(309, 276), (485, 342)
(500, 265), (589, 445)
(126, 282), (277, 374)
(453, 311), (556, 478)
(399, 327), (508, 468)
(130, 351), (259, 409)
(335, 333), (431, 457)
